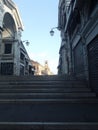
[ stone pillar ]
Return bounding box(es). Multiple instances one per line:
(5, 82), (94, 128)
(13, 28), (22, 75)
(61, 44), (68, 74)
(82, 36), (89, 81)
(0, 26), (4, 75)
(65, 33), (72, 75)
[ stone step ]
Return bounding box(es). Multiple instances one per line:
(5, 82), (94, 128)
(0, 98), (98, 103)
(0, 92), (96, 99)
(0, 81), (86, 85)
(0, 88), (91, 93)
(0, 102), (98, 122)
(0, 122), (98, 130)
(0, 75), (77, 81)
(0, 84), (87, 88)
(0, 75), (97, 130)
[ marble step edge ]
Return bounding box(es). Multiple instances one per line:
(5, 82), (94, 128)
(0, 122), (98, 130)
(0, 87), (91, 93)
(0, 92), (95, 98)
(0, 98), (98, 104)
(0, 85), (88, 88)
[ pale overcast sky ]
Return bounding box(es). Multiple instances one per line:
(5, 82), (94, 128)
(13, 0), (61, 74)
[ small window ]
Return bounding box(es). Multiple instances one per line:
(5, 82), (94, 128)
(4, 44), (12, 54)
(20, 52), (25, 61)
(25, 59), (28, 69)
(20, 65), (24, 75)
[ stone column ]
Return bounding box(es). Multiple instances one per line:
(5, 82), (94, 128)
(13, 28), (22, 75)
(0, 28), (3, 75)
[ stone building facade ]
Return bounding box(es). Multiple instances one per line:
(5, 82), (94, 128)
(58, 0), (98, 94)
(0, 0), (31, 75)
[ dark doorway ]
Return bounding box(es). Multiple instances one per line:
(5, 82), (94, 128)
(88, 35), (98, 95)
(1, 62), (13, 75)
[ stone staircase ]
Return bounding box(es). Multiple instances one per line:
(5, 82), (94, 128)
(0, 75), (98, 130)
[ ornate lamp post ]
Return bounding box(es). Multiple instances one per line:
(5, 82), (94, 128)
(50, 27), (59, 36)
(22, 40), (30, 46)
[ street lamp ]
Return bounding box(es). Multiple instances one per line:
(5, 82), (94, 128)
(22, 40), (30, 46)
(50, 27), (59, 36)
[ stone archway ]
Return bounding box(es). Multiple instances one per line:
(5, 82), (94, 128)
(0, 12), (17, 75)
(0, 0), (30, 76)
(2, 12), (16, 40)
